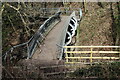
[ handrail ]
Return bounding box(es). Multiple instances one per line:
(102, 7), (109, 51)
(28, 10), (61, 59)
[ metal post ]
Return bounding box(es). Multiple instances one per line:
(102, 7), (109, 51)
(27, 44), (30, 59)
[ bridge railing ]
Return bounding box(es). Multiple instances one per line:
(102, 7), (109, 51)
(57, 8), (82, 60)
(3, 10), (61, 63)
(57, 12), (77, 60)
(27, 11), (61, 59)
(64, 46), (120, 65)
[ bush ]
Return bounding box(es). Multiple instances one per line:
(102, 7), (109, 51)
(71, 62), (120, 79)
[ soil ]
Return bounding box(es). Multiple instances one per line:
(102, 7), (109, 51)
(77, 2), (114, 46)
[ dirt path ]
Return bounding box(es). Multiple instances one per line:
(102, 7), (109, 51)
(32, 16), (68, 61)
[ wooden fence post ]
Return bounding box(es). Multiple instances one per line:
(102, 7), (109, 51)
(65, 48), (68, 63)
(90, 47), (93, 66)
(84, 0), (87, 13)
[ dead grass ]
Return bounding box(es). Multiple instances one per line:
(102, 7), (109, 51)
(77, 3), (114, 46)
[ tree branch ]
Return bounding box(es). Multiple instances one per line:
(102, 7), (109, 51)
(2, 66), (14, 78)
(7, 15), (17, 34)
(6, 3), (20, 11)
(6, 3), (30, 36)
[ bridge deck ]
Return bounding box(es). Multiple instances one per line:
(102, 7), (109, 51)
(32, 16), (68, 62)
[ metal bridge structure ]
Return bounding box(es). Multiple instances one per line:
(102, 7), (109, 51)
(2, 8), (120, 66)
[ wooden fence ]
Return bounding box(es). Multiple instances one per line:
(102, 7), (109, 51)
(64, 46), (120, 65)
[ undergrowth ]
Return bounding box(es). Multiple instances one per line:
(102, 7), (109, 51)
(71, 62), (120, 79)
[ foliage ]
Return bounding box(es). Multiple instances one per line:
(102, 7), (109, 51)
(2, 2), (63, 54)
(2, 2), (45, 53)
(71, 62), (120, 79)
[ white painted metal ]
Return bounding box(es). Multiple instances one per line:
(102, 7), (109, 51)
(65, 31), (72, 46)
(79, 8), (82, 20)
(68, 23), (76, 37)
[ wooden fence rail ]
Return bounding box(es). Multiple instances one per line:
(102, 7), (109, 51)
(64, 46), (120, 65)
